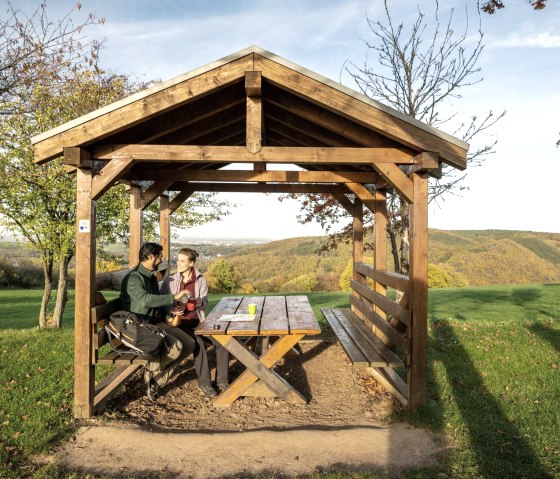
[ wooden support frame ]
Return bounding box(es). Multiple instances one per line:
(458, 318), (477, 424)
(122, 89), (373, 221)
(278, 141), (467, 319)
(408, 173), (429, 408)
(72, 150), (96, 418)
(32, 49), (466, 417)
(160, 194), (171, 262)
(128, 184), (143, 267)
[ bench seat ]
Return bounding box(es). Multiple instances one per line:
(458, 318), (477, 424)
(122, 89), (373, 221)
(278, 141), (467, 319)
(321, 307), (404, 368)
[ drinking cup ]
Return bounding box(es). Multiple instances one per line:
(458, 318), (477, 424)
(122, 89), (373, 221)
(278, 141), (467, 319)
(248, 303), (257, 315)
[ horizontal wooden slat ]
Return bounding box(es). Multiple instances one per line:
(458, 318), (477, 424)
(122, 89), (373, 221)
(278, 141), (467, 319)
(339, 309), (404, 367)
(350, 279), (411, 326)
(197, 296), (243, 335)
(365, 366), (408, 406)
(355, 263), (410, 294)
(349, 296), (408, 353)
(321, 308), (369, 367)
(91, 298), (122, 324)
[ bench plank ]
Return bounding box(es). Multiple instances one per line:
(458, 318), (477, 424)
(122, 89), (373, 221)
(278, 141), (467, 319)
(340, 309), (404, 367)
(321, 308), (369, 367)
(333, 309), (391, 366)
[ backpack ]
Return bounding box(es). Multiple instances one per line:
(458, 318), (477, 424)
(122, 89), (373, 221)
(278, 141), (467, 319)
(105, 310), (168, 356)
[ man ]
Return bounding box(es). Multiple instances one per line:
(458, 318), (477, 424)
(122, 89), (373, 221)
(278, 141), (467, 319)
(120, 242), (195, 401)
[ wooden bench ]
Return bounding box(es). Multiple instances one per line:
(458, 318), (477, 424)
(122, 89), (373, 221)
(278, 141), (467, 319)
(91, 297), (153, 412)
(321, 307), (404, 368)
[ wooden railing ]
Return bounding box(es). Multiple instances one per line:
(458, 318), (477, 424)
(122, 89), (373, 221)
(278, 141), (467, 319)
(351, 262), (411, 358)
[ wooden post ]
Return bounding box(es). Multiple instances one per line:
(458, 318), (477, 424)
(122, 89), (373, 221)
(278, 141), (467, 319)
(374, 189), (388, 307)
(408, 173), (429, 408)
(160, 194), (170, 263)
(129, 184), (143, 267)
(246, 71), (262, 155)
(72, 150), (96, 418)
(351, 197), (364, 317)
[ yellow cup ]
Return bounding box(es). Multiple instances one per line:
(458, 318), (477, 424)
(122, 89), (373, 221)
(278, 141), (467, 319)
(248, 303), (257, 315)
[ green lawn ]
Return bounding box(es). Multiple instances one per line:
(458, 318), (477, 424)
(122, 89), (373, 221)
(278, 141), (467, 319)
(0, 284), (559, 478)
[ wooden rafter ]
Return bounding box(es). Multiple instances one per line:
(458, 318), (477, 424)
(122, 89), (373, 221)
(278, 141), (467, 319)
(264, 84), (390, 148)
(33, 55), (254, 163)
(255, 55), (467, 169)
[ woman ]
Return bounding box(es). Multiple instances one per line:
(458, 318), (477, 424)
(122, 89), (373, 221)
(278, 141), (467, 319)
(161, 248), (229, 398)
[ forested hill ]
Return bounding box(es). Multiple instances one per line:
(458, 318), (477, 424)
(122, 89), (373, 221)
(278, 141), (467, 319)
(195, 230), (560, 291)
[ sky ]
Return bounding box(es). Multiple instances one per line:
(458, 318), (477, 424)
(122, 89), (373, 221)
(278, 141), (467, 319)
(11, 0), (560, 239)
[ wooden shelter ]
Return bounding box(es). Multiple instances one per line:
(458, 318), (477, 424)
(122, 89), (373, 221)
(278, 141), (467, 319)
(32, 46), (468, 418)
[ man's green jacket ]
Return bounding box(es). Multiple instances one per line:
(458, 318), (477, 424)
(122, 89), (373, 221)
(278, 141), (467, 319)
(120, 263), (174, 323)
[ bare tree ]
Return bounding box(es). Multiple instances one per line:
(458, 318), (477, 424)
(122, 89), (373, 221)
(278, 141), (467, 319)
(479, 0), (547, 14)
(287, 1), (505, 275)
(0, 1), (103, 101)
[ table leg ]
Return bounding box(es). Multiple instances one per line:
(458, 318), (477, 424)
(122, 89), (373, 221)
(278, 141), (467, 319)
(213, 334), (305, 407)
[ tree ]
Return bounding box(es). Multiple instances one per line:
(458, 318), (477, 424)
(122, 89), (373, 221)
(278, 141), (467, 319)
(0, 2), (103, 101)
(479, 0), (547, 14)
(285, 1), (504, 275)
(0, 4), (233, 328)
(206, 259), (241, 293)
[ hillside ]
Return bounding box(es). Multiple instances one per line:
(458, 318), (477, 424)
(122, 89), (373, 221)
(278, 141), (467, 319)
(193, 230), (560, 291)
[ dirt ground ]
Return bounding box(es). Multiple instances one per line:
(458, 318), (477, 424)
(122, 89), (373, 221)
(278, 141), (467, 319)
(48, 340), (447, 478)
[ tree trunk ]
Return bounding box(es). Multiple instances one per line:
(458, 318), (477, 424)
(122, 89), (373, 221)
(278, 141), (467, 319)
(52, 254), (72, 328)
(39, 254), (54, 329)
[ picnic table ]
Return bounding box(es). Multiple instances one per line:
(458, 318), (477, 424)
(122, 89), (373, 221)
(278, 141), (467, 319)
(195, 295), (321, 407)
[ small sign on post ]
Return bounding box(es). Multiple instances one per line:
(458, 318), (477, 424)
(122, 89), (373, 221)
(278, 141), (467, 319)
(78, 220), (90, 233)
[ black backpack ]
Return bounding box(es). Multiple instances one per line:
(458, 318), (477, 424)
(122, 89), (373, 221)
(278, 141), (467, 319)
(106, 310), (168, 356)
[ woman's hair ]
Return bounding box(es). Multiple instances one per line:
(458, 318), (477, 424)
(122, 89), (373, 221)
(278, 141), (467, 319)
(178, 247), (199, 262)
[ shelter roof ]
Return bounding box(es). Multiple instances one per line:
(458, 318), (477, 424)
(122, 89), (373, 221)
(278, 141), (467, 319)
(32, 45), (468, 184)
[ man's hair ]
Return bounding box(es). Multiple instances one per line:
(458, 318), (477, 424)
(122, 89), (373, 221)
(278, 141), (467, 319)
(139, 242), (163, 261)
(178, 247), (199, 262)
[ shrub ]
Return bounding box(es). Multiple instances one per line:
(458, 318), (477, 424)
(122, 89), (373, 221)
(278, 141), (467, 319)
(280, 273), (317, 293)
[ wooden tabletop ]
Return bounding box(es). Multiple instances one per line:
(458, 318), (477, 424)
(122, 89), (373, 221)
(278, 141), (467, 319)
(195, 295), (320, 336)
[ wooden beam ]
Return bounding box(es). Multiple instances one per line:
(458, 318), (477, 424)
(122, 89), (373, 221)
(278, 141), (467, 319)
(91, 157), (135, 201)
(128, 185), (143, 267)
(344, 182), (382, 214)
(73, 161), (96, 418)
(255, 55), (467, 169)
(246, 71), (262, 154)
(140, 180), (174, 210)
(408, 173), (429, 408)
(169, 190), (194, 214)
(371, 163), (414, 204)
(93, 145), (414, 164)
(63, 147), (94, 168)
(171, 182), (350, 194)
(33, 55), (253, 163)
(141, 169), (378, 183)
(245, 71), (262, 96)
(333, 193), (354, 215)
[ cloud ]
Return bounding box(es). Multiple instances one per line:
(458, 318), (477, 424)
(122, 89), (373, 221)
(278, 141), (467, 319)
(494, 32), (560, 48)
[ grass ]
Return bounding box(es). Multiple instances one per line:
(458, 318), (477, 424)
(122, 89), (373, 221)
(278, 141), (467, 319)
(0, 284), (559, 478)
